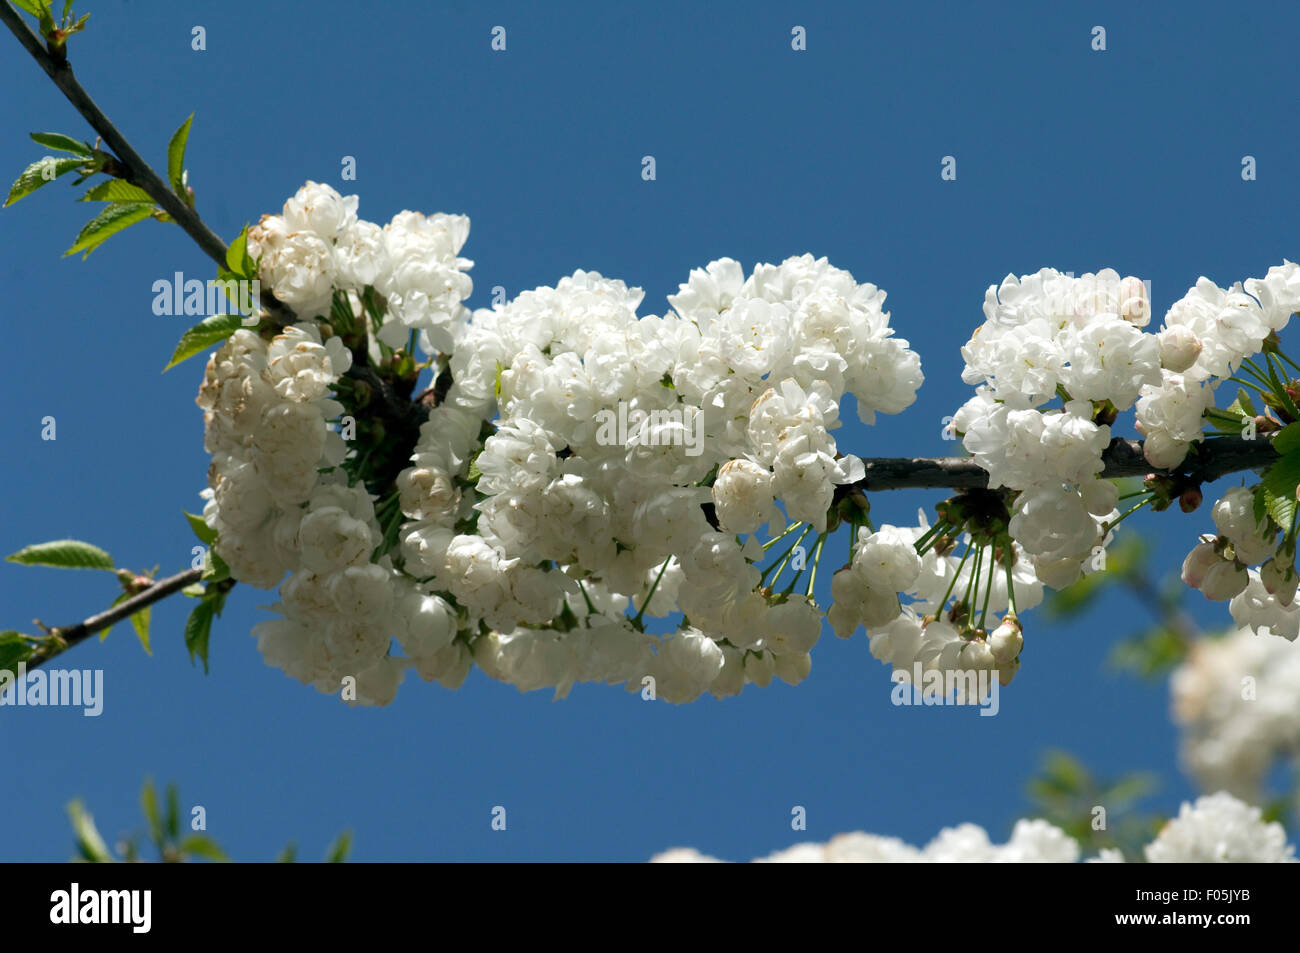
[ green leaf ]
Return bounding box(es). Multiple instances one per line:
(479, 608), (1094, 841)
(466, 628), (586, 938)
(36, 1), (56, 37)
(1262, 452), (1300, 502)
(224, 224), (255, 279)
(0, 631), (34, 671)
(140, 778), (163, 849)
(276, 843), (298, 863)
(5, 155), (83, 206)
(164, 313), (245, 371)
(67, 799), (113, 863)
(129, 605), (151, 655)
(1274, 423), (1300, 457)
(165, 783), (181, 841)
(6, 539), (113, 570)
(79, 179), (153, 203)
(184, 511), (217, 546)
(64, 201), (154, 258)
(179, 834), (228, 862)
(1261, 483), (1297, 532)
(99, 592), (130, 642)
(324, 830), (352, 863)
(201, 547), (230, 583)
(184, 600), (215, 673)
(29, 132), (91, 156)
(11, 1), (49, 17)
(1107, 625), (1188, 679)
(167, 114), (193, 197)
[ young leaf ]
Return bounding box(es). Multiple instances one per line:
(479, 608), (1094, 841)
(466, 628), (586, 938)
(67, 799), (113, 863)
(224, 224), (253, 278)
(11, 1), (49, 17)
(1261, 451), (1300, 502)
(184, 511), (218, 546)
(1273, 422), (1300, 457)
(167, 114), (193, 197)
(165, 783), (181, 841)
(29, 132), (91, 156)
(5, 155), (83, 206)
(64, 201), (154, 258)
(6, 539), (113, 570)
(201, 547), (230, 583)
(129, 605), (152, 655)
(1261, 483), (1297, 531)
(99, 591), (131, 642)
(0, 631), (34, 671)
(180, 834), (228, 862)
(184, 600), (215, 673)
(140, 779), (163, 849)
(80, 179), (153, 203)
(325, 830), (353, 863)
(164, 313), (245, 371)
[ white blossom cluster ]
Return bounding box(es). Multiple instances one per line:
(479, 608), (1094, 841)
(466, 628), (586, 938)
(1180, 487), (1300, 639)
(954, 264), (1300, 608)
(197, 324), (421, 704)
(248, 181), (473, 352)
(1172, 625), (1300, 800)
(399, 256), (924, 702)
(830, 513), (1043, 690)
(651, 792), (1295, 862)
(200, 183), (936, 704)
(200, 182), (1300, 705)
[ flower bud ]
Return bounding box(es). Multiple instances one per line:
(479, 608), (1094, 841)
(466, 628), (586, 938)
(1199, 559), (1248, 601)
(1180, 540), (1220, 589)
(1261, 557), (1300, 607)
(998, 657), (1020, 686)
(987, 616), (1024, 665)
(1158, 325), (1202, 373)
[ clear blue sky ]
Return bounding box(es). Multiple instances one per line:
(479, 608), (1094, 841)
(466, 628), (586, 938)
(1, 0), (1297, 861)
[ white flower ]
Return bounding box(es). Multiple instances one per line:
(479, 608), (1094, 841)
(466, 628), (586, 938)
(712, 459), (780, 534)
(1144, 792), (1296, 863)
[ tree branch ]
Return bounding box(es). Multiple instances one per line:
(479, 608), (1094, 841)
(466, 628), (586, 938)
(0, 1), (228, 265)
(848, 436), (1279, 492)
(30, 568), (205, 671)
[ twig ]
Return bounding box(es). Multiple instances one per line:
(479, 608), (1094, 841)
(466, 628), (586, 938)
(30, 568), (205, 670)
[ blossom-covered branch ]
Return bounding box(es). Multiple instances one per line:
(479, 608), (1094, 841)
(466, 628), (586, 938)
(850, 435), (1278, 492)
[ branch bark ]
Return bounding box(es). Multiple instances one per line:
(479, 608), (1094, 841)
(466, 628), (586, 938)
(0, 2), (228, 265)
(849, 436), (1279, 492)
(30, 568), (205, 671)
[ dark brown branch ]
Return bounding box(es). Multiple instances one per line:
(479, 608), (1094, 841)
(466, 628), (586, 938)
(0, 2), (228, 264)
(850, 436), (1279, 492)
(30, 568), (204, 671)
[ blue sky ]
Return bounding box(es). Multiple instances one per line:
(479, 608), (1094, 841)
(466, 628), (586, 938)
(1, 0), (1297, 860)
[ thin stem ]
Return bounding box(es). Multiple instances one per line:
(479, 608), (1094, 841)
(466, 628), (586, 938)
(1104, 496), (1152, 534)
(765, 525), (813, 590)
(804, 534), (827, 599)
(576, 578), (598, 615)
(1274, 348), (1300, 375)
(33, 568), (208, 672)
(1228, 376), (1271, 397)
(978, 545), (996, 631)
(763, 521), (805, 550)
(963, 543), (983, 610)
(939, 542), (974, 610)
(633, 558), (672, 626)
(1005, 558), (1018, 615)
(0, 3), (228, 265)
